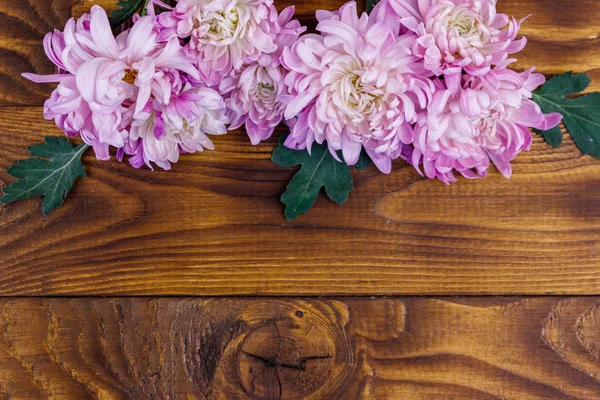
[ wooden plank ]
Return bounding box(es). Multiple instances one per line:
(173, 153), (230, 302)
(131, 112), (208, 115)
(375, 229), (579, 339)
(1, 108), (600, 296)
(500, 0), (600, 90)
(0, 0), (80, 106)
(0, 0), (599, 106)
(1, 0), (600, 296)
(0, 297), (598, 399)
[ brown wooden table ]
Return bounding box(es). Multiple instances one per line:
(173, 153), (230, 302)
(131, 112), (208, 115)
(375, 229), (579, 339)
(0, 0), (599, 398)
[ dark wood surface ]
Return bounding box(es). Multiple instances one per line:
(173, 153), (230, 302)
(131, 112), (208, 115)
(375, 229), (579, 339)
(0, 0), (599, 296)
(0, 0), (600, 398)
(4, 109), (600, 296)
(0, 297), (598, 399)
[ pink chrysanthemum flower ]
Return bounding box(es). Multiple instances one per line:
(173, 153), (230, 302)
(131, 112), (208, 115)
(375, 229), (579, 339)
(23, 5), (228, 170)
(281, 1), (433, 173)
(411, 61), (562, 183)
(126, 85), (228, 170)
(39, 75), (127, 160)
(383, 0), (527, 79)
(158, 0), (279, 86)
(219, 6), (305, 144)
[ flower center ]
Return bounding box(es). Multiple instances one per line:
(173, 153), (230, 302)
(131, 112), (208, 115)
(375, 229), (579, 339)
(248, 67), (279, 106)
(336, 70), (383, 120)
(451, 18), (474, 35)
(476, 110), (501, 136)
(122, 69), (138, 84)
(256, 82), (275, 97)
(200, 7), (240, 42)
(438, 4), (486, 48)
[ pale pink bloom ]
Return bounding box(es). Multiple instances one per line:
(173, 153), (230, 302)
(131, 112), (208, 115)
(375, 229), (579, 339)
(23, 5), (207, 166)
(29, 5), (198, 113)
(158, 0), (279, 86)
(40, 13), (95, 75)
(370, 0), (407, 36)
(411, 62), (562, 183)
(42, 76), (123, 160)
(126, 85), (228, 170)
(381, 0), (527, 79)
(219, 6), (305, 144)
(282, 1), (433, 173)
(70, 7), (199, 116)
(22, 8), (132, 158)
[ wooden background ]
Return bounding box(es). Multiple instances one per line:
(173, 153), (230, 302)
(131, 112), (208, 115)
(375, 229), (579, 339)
(0, 0), (599, 398)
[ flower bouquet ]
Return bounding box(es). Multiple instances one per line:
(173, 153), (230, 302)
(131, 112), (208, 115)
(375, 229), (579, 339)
(2, 0), (599, 220)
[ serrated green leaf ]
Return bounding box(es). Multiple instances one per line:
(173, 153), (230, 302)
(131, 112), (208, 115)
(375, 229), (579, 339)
(109, 0), (146, 29)
(271, 137), (308, 168)
(272, 135), (354, 221)
(353, 149), (372, 171)
(533, 72), (600, 157)
(1, 136), (88, 215)
(534, 125), (563, 148)
(535, 72), (591, 97)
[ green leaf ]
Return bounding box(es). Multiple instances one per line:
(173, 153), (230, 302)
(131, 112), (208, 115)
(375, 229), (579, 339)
(535, 72), (591, 97)
(1, 136), (88, 215)
(272, 135), (354, 221)
(109, 0), (146, 29)
(534, 125), (563, 148)
(532, 72), (600, 156)
(353, 149), (372, 171)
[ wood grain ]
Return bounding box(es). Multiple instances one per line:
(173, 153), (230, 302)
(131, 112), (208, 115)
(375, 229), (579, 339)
(1, 1), (599, 396)
(1, 108), (600, 296)
(1, 0), (600, 296)
(0, 297), (598, 399)
(0, 0), (79, 106)
(499, 0), (600, 93)
(0, 0), (598, 106)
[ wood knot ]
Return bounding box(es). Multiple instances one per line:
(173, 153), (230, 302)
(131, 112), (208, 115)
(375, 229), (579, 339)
(543, 299), (600, 380)
(236, 302), (352, 400)
(577, 302), (600, 360)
